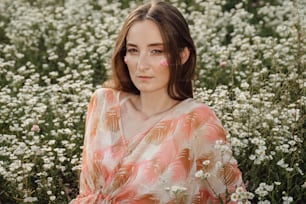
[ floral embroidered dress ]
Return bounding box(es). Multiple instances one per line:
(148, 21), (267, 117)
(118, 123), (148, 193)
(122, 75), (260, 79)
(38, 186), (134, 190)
(70, 88), (244, 204)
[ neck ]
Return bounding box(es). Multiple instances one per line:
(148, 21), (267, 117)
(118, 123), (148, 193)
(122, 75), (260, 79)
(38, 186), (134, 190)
(134, 91), (179, 118)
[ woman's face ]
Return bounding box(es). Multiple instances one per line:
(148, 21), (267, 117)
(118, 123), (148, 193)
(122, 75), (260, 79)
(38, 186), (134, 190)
(125, 20), (170, 95)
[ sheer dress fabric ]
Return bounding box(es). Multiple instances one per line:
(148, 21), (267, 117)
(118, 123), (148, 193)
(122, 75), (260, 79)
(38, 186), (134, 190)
(70, 88), (244, 204)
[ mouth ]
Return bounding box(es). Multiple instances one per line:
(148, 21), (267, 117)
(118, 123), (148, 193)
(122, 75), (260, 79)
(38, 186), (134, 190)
(137, 75), (153, 80)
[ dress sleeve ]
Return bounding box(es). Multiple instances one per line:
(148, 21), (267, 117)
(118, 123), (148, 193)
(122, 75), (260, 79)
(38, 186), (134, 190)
(78, 90), (98, 195)
(70, 89), (108, 203)
(190, 105), (244, 203)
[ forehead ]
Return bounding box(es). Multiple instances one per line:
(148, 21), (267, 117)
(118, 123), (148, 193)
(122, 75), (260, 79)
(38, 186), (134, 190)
(126, 20), (164, 45)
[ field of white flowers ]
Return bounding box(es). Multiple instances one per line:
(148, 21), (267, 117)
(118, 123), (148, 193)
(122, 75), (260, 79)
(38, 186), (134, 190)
(0, 0), (305, 203)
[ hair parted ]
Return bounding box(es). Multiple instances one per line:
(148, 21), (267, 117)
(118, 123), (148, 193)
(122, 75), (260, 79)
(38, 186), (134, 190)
(106, 0), (197, 100)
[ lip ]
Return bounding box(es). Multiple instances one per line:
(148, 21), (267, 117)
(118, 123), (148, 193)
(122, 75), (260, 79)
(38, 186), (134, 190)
(137, 75), (153, 79)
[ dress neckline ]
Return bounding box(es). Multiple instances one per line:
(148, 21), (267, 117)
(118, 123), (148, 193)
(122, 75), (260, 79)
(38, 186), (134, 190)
(116, 90), (192, 144)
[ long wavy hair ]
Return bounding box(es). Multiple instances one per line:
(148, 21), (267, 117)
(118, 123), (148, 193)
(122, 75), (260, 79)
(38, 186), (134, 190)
(106, 0), (197, 100)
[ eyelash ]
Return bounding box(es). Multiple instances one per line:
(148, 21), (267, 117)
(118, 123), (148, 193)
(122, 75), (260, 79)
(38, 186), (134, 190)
(151, 49), (163, 54)
(126, 48), (163, 55)
(127, 48), (138, 54)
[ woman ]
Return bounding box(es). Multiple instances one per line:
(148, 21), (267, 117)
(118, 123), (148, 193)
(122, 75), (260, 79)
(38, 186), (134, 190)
(70, 1), (245, 203)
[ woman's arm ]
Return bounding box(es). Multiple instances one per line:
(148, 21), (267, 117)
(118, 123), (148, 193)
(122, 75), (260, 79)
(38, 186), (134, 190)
(191, 105), (245, 203)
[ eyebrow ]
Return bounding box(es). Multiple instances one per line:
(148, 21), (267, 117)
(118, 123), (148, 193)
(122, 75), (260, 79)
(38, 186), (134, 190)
(126, 42), (164, 47)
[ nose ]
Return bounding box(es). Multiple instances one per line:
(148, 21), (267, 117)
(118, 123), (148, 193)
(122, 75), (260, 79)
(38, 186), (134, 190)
(137, 52), (149, 71)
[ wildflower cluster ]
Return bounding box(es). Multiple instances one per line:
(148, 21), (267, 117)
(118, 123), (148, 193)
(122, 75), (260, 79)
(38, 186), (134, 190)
(195, 159), (211, 180)
(165, 185), (188, 203)
(0, 0), (305, 203)
(0, 0), (126, 202)
(195, 140), (254, 203)
(231, 186), (254, 204)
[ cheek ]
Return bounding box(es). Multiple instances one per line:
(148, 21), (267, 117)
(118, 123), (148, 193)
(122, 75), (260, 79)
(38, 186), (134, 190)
(124, 55), (138, 66)
(159, 59), (169, 67)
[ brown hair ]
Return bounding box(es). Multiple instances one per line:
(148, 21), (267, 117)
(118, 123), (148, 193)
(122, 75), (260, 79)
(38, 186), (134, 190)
(107, 0), (196, 100)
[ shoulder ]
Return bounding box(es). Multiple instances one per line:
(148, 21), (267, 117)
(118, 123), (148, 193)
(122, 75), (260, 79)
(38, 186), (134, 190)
(94, 87), (117, 97)
(94, 87), (135, 101)
(91, 87), (120, 104)
(178, 98), (223, 129)
(181, 98), (218, 121)
(180, 99), (227, 141)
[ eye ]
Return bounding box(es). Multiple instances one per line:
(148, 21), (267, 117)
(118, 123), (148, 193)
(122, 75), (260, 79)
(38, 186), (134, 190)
(127, 48), (138, 54)
(150, 49), (163, 55)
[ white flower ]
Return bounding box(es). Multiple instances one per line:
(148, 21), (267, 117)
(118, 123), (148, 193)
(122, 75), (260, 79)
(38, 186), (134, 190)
(236, 186), (244, 193)
(48, 140), (56, 145)
(195, 170), (211, 180)
(202, 160), (210, 166)
(23, 197), (38, 202)
(246, 192), (255, 200)
(231, 193), (239, 202)
(282, 196), (293, 204)
(220, 145), (230, 152)
(16, 176), (23, 182)
(195, 170), (204, 178)
(286, 167), (293, 172)
(165, 185), (187, 194)
(49, 195), (56, 201)
(249, 155), (256, 160)
(258, 201), (270, 204)
(241, 81), (249, 89)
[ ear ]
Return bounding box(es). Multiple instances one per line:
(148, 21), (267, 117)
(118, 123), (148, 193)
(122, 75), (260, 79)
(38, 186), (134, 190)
(180, 47), (190, 65)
